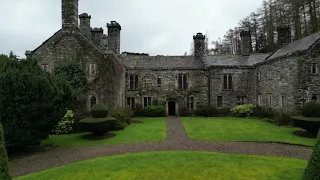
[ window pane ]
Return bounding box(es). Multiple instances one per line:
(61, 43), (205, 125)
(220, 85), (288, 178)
(217, 96), (223, 107)
(183, 75), (188, 89)
(148, 97), (152, 106)
(228, 75), (233, 89)
(135, 75), (139, 89)
(127, 97), (131, 108)
(144, 97), (147, 108)
(223, 75), (228, 89)
(130, 75), (134, 90)
(178, 75), (182, 89)
(132, 98), (135, 110)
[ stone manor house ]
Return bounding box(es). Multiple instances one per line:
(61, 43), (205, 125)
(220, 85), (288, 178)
(26, 0), (320, 115)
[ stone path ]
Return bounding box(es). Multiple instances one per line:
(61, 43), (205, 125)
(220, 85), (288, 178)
(9, 116), (313, 178)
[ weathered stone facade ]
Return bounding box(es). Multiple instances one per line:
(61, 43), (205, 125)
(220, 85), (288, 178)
(25, 0), (320, 115)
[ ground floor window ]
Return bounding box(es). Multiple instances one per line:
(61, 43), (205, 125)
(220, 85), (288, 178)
(279, 94), (287, 108)
(127, 97), (135, 110)
(144, 97), (152, 108)
(217, 96), (223, 108)
(257, 94), (262, 106)
(237, 96), (246, 105)
(268, 94), (272, 107)
(187, 97), (194, 110)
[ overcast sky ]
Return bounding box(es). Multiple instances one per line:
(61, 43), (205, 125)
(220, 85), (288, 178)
(0, 0), (263, 58)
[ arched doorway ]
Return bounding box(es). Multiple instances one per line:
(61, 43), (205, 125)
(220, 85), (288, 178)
(168, 101), (176, 116)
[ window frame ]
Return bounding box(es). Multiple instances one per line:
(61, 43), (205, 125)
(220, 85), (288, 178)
(42, 64), (48, 72)
(89, 63), (97, 75)
(129, 75), (139, 90)
(311, 63), (318, 74)
(258, 94), (262, 106)
(187, 96), (195, 110)
(223, 74), (233, 90)
(178, 74), (188, 90)
(143, 97), (152, 108)
(257, 72), (261, 81)
(237, 96), (246, 105)
(268, 69), (273, 80)
(90, 95), (97, 107)
(217, 96), (223, 108)
(157, 78), (162, 88)
(268, 94), (272, 107)
(279, 94), (287, 108)
(126, 97), (135, 110)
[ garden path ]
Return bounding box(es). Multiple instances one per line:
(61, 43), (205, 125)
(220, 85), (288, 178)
(9, 116), (313, 178)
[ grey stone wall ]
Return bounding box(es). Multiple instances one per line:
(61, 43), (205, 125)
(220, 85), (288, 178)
(209, 67), (255, 108)
(125, 69), (208, 112)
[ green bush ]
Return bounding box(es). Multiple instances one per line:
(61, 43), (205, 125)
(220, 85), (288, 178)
(144, 106), (166, 117)
(0, 123), (11, 180)
(194, 105), (217, 117)
(303, 131), (320, 180)
(91, 104), (108, 118)
(52, 110), (75, 135)
(231, 104), (256, 117)
(0, 59), (75, 149)
(274, 112), (293, 126)
(113, 122), (128, 131)
(302, 101), (320, 117)
(80, 117), (116, 136)
(217, 108), (231, 117)
(253, 106), (275, 119)
(292, 116), (320, 134)
(111, 107), (134, 124)
(178, 105), (192, 117)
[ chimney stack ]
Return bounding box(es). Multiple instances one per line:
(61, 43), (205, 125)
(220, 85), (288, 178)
(107, 21), (121, 54)
(79, 13), (91, 39)
(277, 26), (291, 48)
(193, 32), (205, 59)
(240, 30), (252, 56)
(91, 28), (104, 47)
(62, 0), (79, 30)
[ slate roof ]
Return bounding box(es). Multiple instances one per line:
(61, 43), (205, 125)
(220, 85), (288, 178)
(122, 56), (205, 69)
(204, 53), (270, 67)
(267, 31), (320, 60)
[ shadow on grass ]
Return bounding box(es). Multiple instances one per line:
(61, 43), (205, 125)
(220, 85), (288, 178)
(82, 132), (116, 141)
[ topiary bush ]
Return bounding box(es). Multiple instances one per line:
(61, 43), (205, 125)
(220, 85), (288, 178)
(91, 104), (108, 118)
(194, 105), (217, 117)
(231, 104), (256, 117)
(80, 117), (116, 136)
(303, 131), (320, 180)
(144, 106), (166, 117)
(52, 110), (75, 135)
(292, 116), (320, 134)
(302, 101), (320, 117)
(0, 122), (11, 180)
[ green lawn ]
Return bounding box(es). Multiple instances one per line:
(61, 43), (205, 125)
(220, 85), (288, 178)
(42, 117), (166, 148)
(15, 151), (307, 180)
(181, 117), (316, 146)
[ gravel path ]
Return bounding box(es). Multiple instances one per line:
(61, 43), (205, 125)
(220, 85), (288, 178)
(9, 116), (313, 178)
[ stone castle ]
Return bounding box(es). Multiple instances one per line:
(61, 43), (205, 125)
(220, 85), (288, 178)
(26, 0), (320, 115)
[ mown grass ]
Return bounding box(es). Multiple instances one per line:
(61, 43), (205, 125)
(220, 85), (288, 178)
(15, 151), (307, 180)
(181, 117), (316, 146)
(41, 117), (166, 148)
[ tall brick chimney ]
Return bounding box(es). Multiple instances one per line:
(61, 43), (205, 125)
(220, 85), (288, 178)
(107, 21), (121, 54)
(79, 13), (91, 39)
(240, 30), (252, 56)
(277, 26), (291, 48)
(193, 32), (205, 59)
(62, 0), (79, 30)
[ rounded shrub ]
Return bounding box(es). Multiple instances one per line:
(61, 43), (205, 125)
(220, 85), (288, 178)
(231, 104), (256, 117)
(144, 106), (166, 117)
(91, 104), (108, 118)
(292, 116), (320, 134)
(0, 122), (11, 180)
(80, 117), (116, 136)
(302, 101), (320, 117)
(303, 131), (320, 180)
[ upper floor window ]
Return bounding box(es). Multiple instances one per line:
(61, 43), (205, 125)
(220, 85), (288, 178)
(144, 97), (152, 108)
(311, 63), (318, 74)
(178, 75), (188, 90)
(90, 95), (97, 107)
(237, 96), (246, 105)
(223, 75), (233, 90)
(90, 63), (97, 75)
(187, 97), (194, 110)
(157, 78), (161, 88)
(257, 72), (261, 81)
(129, 75), (139, 90)
(42, 64), (48, 72)
(268, 69), (273, 80)
(258, 94), (262, 106)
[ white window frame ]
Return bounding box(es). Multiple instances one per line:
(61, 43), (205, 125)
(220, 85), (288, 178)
(187, 96), (195, 110)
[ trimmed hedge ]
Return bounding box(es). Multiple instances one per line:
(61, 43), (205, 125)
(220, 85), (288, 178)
(80, 117), (116, 136)
(91, 104), (108, 118)
(194, 105), (217, 117)
(216, 108), (230, 117)
(292, 116), (320, 134)
(144, 106), (166, 117)
(231, 104), (255, 117)
(302, 101), (320, 117)
(303, 131), (320, 180)
(0, 123), (11, 180)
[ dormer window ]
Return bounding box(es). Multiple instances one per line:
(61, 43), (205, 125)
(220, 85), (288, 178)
(311, 63), (318, 74)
